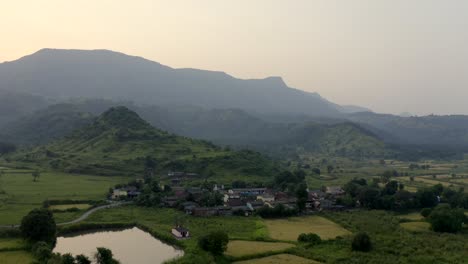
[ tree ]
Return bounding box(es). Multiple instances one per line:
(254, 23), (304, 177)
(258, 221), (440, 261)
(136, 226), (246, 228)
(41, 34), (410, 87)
(198, 231), (229, 255)
(296, 183), (308, 212)
(428, 205), (466, 233)
(75, 254), (92, 264)
(311, 168), (321, 175)
(95, 247), (119, 264)
(62, 253), (76, 264)
(352, 232), (372, 252)
(20, 208), (56, 243)
(32, 170), (41, 182)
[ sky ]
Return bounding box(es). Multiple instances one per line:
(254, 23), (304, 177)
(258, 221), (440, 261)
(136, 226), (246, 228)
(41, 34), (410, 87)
(2, 0), (468, 115)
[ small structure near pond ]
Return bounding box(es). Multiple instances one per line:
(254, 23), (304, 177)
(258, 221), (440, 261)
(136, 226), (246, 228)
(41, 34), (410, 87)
(172, 226), (190, 239)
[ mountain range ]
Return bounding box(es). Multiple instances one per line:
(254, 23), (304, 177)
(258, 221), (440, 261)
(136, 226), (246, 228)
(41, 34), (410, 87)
(0, 49), (366, 117)
(1, 49), (468, 160)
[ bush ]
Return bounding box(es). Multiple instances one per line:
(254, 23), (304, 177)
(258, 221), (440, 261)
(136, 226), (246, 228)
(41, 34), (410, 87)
(297, 233), (321, 245)
(428, 205), (466, 233)
(352, 232), (372, 252)
(198, 231), (229, 255)
(420, 208), (432, 218)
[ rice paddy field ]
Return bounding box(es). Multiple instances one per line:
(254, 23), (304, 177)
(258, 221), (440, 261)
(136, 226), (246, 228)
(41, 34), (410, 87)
(265, 216), (351, 241)
(226, 241), (295, 257)
(302, 157), (468, 193)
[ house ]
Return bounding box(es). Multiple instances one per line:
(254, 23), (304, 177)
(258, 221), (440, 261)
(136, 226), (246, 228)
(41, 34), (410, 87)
(172, 226), (190, 238)
(182, 201), (199, 214)
(163, 196), (179, 207)
(326, 186), (345, 196)
(111, 189), (127, 199)
(226, 198), (245, 207)
(257, 193), (275, 202)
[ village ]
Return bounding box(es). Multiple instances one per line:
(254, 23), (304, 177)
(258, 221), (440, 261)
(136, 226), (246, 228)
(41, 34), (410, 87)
(110, 171), (347, 221)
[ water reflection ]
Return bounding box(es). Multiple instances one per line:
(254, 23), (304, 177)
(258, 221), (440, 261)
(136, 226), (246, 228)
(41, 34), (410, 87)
(54, 227), (183, 264)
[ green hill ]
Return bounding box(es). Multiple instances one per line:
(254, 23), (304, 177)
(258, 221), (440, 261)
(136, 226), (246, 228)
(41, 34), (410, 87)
(12, 107), (278, 180)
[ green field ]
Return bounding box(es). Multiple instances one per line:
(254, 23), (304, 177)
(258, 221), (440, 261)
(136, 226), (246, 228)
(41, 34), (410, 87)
(265, 216), (351, 241)
(234, 254), (321, 264)
(226, 241), (295, 257)
(0, 251), (35, 264)
(0, 238), (27, 250)
(0, 167), (129, 225)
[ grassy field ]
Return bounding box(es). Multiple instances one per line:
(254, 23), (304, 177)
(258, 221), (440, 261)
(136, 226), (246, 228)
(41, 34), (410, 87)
(226, 241), (295, 257)
(0, 166), (129, 225)
(234, 254), (321, 264)
(265, 216), (351, 241)
(400, 222), (431, 233)
(0, 251), (35, 264)
(0, 238), (27, 250)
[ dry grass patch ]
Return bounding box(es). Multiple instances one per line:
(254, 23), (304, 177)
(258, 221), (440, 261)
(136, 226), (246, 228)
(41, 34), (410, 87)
(265, 216), (350, 241)
(234, 254), (321, 264)
(226, 241), (295, 257)
(400, 221), (430, 232)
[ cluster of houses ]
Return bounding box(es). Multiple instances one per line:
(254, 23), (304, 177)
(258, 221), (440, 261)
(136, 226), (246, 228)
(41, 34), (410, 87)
(110, 171), (346, 217)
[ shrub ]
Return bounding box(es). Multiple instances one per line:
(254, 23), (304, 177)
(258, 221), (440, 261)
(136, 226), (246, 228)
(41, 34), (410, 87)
(420, 208), (432, 218)
(428, 205), (466, 233)
(198, 231), (229, 255)
(297, 233), (321, 245)
(31, 241), (52, 261)
(352, 232), (372, 252)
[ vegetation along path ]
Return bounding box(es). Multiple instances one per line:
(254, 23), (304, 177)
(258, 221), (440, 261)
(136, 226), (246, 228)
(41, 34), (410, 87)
(0, 201), (131, 228)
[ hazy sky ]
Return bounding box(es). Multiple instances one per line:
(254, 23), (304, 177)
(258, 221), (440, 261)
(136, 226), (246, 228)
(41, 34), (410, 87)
(2, 0), (468, 115)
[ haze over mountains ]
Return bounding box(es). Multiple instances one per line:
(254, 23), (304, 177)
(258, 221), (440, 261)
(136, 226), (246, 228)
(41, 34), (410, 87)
(1, 49), (468, 160)
(0, 49), (361, 117)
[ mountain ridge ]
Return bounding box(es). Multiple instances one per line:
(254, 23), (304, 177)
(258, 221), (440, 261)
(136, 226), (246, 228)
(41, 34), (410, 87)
(0, 48), (363, 117)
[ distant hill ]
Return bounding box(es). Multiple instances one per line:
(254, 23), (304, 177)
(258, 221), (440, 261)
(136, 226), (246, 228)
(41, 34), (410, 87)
(0, 48), (360, 117)
(6, 101), (390, 159)
(0, 91), (49, 128)
(347, 112), (468, 147)
(12, 107), (278, 179)
(0, 104), (94, 145)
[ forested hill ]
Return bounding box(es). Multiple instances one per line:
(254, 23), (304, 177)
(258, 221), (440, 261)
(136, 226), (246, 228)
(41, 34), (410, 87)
(11, 107), (279, 179)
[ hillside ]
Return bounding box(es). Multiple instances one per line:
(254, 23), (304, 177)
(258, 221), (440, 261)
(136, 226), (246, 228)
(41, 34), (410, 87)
(0, 104), (94, 146)
(0, 49), (351, 117)
(0, 91), (49, 128)
(5, 101), (390, 160)
(12, 107), (279, 179)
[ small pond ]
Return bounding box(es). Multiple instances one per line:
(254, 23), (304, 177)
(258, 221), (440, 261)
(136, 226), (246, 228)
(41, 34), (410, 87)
(53, 227), (184, 264)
